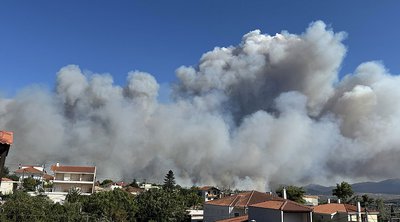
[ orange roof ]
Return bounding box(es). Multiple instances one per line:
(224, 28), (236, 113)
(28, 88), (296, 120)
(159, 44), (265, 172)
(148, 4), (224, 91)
(216, 215), (248, 222)
(313, 203), (364, 215)
(206, 190), (282, 208)
(15, 167), (43, 174)
(1, 178), (13, 181)
(0, 131), (13, 145)
(51, 165), (96, 173)
(43, 174), (54, 180)
(251, 200), (313, 212)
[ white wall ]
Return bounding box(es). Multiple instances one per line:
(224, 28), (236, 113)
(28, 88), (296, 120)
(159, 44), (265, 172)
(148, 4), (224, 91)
(0, 181), (14, 195)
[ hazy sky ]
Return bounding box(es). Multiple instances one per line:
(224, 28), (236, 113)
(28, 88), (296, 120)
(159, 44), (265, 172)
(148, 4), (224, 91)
(1, 0), (399, 98)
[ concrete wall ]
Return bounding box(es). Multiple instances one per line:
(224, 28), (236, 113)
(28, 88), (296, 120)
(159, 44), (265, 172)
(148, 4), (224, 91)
(248, 207), (281, 222)
(284, 212), (310, 222)
(231, 207), (246, 217)
(313, 213), (334, 222)
(203, 204), (231, 222)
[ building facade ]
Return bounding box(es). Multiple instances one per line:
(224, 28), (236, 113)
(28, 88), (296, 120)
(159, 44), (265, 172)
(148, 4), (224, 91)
(51, 163), (96, 194)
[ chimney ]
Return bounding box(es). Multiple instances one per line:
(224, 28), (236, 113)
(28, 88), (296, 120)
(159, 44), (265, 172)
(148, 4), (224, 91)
(328, 198), (331, 204)
(338, 199), (341, 204)
(357, 201), (361, 222)
(283, 187), (287, 200)
(56, 162), (60, 167)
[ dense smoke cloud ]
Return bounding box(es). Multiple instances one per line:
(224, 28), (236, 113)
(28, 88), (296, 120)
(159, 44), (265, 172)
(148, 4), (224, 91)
(1, 21), (400, 190)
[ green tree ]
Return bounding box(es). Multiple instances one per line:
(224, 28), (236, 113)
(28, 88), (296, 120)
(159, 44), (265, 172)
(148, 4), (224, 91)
(82, 189), (137, 221)
(22, 177), (40, 191)
(375, 198), (389, 222)
(0, 191), (52, 221)
(163, 170), (176, 190)
(136, 188), (188, 221)
(332, 181), (354, 201)
(276, 185), (306, 203)
(66, 187), (82, 203)
(0, 166), (9, 178)
(100, 179), (113, 187)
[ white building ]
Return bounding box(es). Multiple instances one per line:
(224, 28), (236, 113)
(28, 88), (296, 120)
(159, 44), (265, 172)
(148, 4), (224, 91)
(199, 186), (221, 202)
(0, 178), (16, 195)
(51, 163), (96, 194)
(313, 203), (379, 222)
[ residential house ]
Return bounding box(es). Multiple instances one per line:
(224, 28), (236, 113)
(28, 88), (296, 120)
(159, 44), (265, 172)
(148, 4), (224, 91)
(0, 178), (17, 195)
(140, 183), (160, 191)
(199, 186), (221, 202)
(109, 181), (125, 190)
(51, 163), (96, 194)
(313, 203), (379, 222)
(125, 186), (145, 195)
(14, 165), (54, 190)
(15, 165), (44, 181)
(203, 190), (281, 222)
(248, 199), (313, 222)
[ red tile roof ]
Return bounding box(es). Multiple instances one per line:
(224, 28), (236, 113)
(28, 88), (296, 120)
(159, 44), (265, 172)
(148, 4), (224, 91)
(0, 131), (13, 145)
(51, 165), (96, 173)
(43, 174), (54, 180)
(313, 203), (364, 215)
(206, 190), (282, 208)
(216, 215), (248, 222)
(251, 200), (313, 212)
(15, 167), (43, 174)
(1, 178), (13, 182)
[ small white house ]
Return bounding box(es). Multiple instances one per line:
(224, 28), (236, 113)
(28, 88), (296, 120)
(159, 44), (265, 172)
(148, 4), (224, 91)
(313, 203), (379, 222)
(0, 178), (16, 195)
(199, 186), (221, 202)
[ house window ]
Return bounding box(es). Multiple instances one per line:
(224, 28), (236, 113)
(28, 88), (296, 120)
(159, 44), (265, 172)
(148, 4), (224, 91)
(234, 213), (240, 217)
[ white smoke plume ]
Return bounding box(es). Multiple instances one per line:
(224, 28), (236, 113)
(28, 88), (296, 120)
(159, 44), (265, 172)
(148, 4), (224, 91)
(1, 21), (400, 190)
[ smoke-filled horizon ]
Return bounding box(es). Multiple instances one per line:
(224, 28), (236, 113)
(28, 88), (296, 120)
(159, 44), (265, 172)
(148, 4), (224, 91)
(1, 21), (400, 190)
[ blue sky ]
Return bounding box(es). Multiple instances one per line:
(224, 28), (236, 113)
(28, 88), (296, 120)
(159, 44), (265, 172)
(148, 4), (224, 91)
(1, 0), (399, 97)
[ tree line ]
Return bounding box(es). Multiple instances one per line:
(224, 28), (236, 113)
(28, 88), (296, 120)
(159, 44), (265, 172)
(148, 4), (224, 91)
(0, 170), (202, 222)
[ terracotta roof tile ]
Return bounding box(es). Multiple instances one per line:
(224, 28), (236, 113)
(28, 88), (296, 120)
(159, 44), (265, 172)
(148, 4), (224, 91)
(51, 165), (96, 173)
(0, 131), (13, 145)
(313, 203), (365, 215)
(43, 174), (54, 180)
(1, 178), (13, 181)
(206, 190), (282, 207)
(216, 215), (248, 222)
(15, 167), (43, 174)
(251, 200), (313, 212)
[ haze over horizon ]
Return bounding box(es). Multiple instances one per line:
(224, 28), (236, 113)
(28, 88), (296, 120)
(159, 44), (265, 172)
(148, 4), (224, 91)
(1, 1), (400, 190)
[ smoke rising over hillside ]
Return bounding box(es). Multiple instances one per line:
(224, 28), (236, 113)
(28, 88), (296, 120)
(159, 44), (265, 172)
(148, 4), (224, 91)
(1, 21), (400, 190)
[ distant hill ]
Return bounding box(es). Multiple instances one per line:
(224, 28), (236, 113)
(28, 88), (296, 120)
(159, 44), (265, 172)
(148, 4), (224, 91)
(304, 178), (400, 195)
